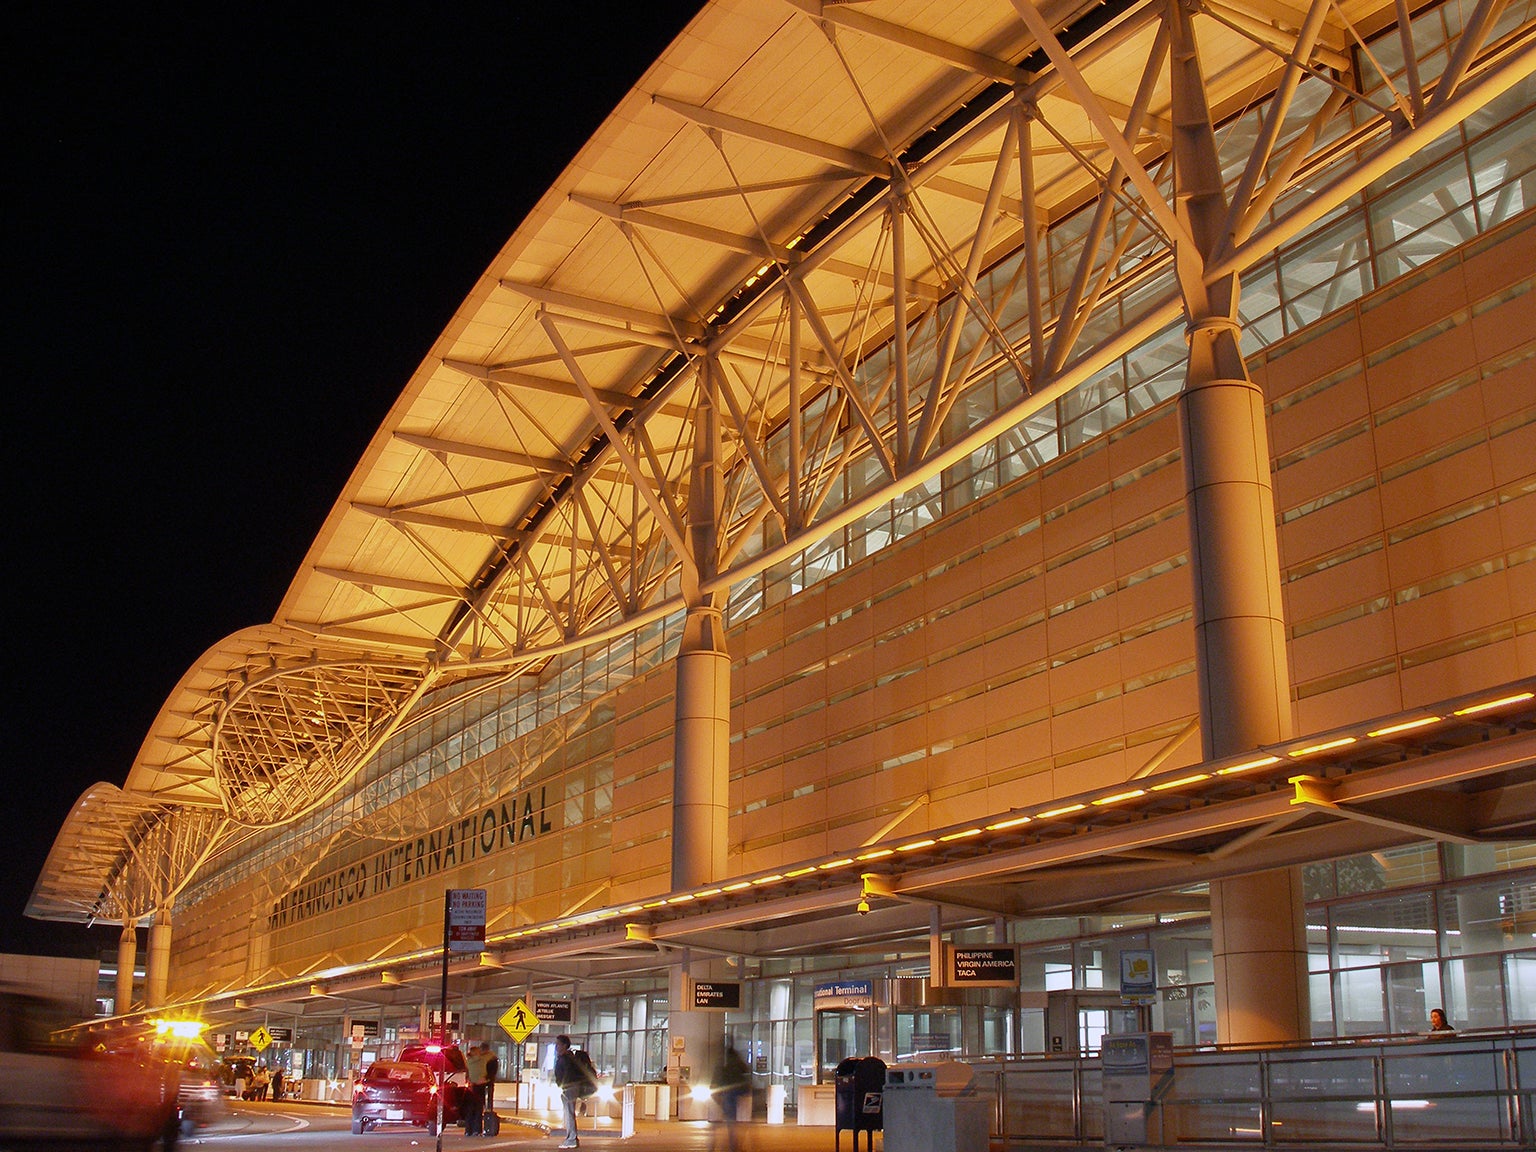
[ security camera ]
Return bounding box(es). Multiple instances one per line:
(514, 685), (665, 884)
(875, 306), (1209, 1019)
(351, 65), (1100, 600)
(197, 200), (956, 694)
(857, 898), (871, 915)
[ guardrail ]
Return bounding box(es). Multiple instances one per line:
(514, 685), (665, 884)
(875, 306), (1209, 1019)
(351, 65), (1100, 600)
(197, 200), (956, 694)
(970, 1033), (1536, 1148)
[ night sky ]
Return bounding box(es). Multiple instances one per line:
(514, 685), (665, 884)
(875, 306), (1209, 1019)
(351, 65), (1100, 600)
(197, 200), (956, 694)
(4, 5), (702, 957)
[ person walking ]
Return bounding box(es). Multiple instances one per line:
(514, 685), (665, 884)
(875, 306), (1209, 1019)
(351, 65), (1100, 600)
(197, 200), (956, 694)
(712, 1045), (751, 1152)
(552, 1035), (592, 1149)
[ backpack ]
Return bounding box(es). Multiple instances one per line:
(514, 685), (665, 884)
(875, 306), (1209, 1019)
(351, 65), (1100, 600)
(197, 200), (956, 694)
(571, 1048), (598, 1096)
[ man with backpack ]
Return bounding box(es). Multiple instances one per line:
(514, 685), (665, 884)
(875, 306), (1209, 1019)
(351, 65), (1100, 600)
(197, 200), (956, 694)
(553, 1035), (597, 1148)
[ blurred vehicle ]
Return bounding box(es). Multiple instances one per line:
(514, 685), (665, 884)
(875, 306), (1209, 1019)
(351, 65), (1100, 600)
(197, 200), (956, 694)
(175, 1054), (227, 1135)
(351, 1059), (461, 1134)
(0, 986), (179, 1149)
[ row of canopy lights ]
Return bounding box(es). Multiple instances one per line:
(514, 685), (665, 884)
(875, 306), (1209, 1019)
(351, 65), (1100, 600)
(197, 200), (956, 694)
(497, 686), (1535, 940)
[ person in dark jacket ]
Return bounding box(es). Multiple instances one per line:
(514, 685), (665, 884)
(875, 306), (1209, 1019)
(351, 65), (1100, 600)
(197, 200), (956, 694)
(552, 1035), (584, 1148)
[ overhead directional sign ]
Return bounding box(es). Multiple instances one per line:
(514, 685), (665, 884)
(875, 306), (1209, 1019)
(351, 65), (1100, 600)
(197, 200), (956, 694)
(500, 998), (539, 1043)
(692, 981), (741, 1010)
(249, 1025), (273, 1052)
(533, 997), (573, 1023)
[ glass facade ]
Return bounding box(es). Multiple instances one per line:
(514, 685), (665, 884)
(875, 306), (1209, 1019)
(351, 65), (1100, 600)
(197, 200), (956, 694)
(1010, 851), (1536, 1053)
(150, 0), (1536, 1100)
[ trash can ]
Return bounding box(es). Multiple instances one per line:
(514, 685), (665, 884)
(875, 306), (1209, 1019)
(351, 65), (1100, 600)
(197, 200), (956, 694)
(834, 1056), (886, 1152)
(881, 1063), (989, 1152)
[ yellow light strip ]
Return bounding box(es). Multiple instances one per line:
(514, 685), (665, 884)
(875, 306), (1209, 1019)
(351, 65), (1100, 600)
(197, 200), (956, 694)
(1149, 773), (1210, 791)
(819, 858), (855, 869)
(1288, 736), (1357, 758)
(986, 815), (1031, 830)
(722, 881), (752, 892)
(1036, 803), (1086, 818)
(667, 894), (695, 904)
(784, 867), (817, 878)
(1454, 691), (1535, 716)
(642, 900), (667, 909)
(619, 905), (645, 915)
(751, 874), (784, 885)
(1092, 789), (1146, 806)
(1366, 716), (1441, 737)
(897, 838), (937, 851)
(1216, 755), (1282, 775)
(939, 828), (982, 842)
(694, 888), (722, 898)
(858, 848), (894, 861)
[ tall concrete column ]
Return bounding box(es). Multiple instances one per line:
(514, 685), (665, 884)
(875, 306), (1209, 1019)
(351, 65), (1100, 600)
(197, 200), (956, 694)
(667, 955), (720, 1114)
(672, 353), (730, 891)
(672, 604), (731, 890)
(145, 907), (173, 1009)
(1168, 0), (1305, 1043)
(116, 921), (138, 1015)
(1210, 869), (1309, 1043)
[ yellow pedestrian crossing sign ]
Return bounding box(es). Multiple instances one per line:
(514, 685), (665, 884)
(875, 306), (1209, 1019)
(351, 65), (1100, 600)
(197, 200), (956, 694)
(499, 998), (539, 1043)
(250, 1025), (273, 1052)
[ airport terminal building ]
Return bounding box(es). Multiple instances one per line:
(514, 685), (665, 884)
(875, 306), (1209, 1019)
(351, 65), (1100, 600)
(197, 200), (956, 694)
(28, 0), (1536, 1129)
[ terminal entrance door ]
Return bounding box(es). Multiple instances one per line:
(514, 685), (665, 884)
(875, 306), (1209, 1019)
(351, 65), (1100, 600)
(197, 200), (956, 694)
(1046, 991), (1150, 1055)
(816, 1007), (870, 1082)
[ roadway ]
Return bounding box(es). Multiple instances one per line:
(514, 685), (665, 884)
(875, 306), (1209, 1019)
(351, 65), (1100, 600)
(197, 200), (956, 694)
(180, 1100), (826, 1152)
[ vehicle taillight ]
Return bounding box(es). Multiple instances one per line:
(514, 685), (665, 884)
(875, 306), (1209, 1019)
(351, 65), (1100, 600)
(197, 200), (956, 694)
(354, 1086), (369, 1102)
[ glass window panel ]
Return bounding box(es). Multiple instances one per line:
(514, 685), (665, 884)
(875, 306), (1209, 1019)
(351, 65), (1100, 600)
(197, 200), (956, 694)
(1335, 967), (1387, 1034)
(1505, 952), (1536, 1025)
(1386, 960), (1443, 1033)
(1370, 152), (1478, 278)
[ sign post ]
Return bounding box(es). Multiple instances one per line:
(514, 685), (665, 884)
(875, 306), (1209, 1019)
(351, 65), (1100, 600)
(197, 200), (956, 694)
(438, 889), (486, 1152)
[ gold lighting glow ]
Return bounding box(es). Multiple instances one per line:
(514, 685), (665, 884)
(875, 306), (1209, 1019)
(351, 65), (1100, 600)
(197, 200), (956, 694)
(985, 815), (1031, 830)
(1367, 716), (1441, 737)
(1288, 737), (1357, 757)
(1217, 755), (1282, 775)
(1036, 803), (1086, 818)
(1454, 691), (1535, 716)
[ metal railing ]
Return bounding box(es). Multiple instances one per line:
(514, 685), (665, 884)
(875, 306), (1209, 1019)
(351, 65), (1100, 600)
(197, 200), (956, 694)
(971, 1032), (1536, 1148)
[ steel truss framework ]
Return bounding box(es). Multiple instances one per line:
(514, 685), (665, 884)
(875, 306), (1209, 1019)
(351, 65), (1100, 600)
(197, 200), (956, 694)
(29, 0), (1536, 929)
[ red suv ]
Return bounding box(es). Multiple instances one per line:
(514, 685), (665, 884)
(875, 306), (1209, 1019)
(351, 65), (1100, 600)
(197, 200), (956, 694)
(351, 1059), (462, 1135)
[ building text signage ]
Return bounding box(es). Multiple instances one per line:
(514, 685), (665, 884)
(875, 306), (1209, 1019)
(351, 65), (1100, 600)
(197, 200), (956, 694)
(949, 946), (1018, 987)
(814, 980), (874, 1009)
(268, 787), (554, 929)
(692, 981), (741, 1010)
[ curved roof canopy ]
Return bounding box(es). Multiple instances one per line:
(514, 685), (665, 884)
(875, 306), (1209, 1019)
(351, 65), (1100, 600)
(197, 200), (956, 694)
(30, 0), (1536, 921)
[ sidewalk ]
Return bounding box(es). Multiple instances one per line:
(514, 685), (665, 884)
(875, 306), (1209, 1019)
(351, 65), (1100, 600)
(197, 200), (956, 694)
(499, 1112), (857, 1152)
(215, 1097), (858, 1152)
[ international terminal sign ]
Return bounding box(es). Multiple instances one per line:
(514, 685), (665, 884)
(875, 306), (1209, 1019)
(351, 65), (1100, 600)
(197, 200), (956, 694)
(267, 786), (554, 929)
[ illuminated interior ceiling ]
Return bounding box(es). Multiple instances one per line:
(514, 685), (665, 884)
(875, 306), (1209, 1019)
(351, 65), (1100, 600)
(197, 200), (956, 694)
(30, 0), (1536, 921)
